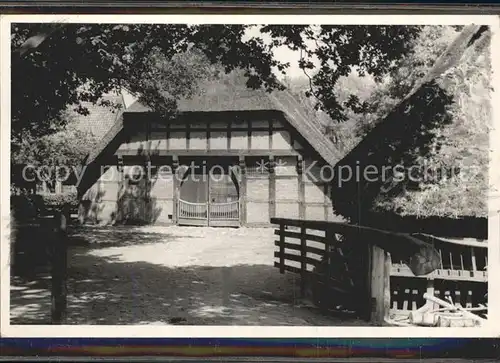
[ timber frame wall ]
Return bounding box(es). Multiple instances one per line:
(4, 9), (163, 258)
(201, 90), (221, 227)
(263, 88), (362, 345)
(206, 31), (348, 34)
(80, 111), (337, 226)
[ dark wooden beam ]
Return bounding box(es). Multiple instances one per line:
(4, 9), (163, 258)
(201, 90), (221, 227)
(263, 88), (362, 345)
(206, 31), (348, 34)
(369, 246), (392, 325)
(172, 155), (180, 225)
(239, 155), (247, 226)
(247, 120), (252, 150)
(269, 155), (276, 220)
(165, 122), (170, 151)
(226, 121), (231, 150)
(207, 122), (211, 152)
(297, 155), (305, 220)
(117, 155), (124, 206)
(269, 118), (273, 150)
(115, 149), (300, 157)
(153, 126), (288, 133)
(186, 123), (191, 150)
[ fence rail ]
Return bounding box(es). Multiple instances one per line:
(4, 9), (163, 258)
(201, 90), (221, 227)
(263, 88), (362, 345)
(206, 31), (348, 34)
(178, 199), (208, 220)
(209, 201), (239, 221)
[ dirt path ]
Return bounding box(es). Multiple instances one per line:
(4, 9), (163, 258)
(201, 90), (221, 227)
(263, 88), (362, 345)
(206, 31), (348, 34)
(11, 226), (367, 326)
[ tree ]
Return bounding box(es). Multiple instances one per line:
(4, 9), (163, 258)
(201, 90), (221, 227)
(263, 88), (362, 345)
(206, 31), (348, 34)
(299, 26), (461, 156)
(260, 25), (421, 120)
(12, 24), (423, 142)
(11, 112), (98, 193)
(11, 24), (283, 138)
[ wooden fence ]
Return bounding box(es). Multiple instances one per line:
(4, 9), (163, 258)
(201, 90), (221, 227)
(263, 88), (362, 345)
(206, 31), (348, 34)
(271, 218), (488, 325)
(10, 206), (71, 324)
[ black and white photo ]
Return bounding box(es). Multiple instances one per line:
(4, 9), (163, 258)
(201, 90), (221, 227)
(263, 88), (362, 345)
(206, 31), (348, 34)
(1, 15), (498, 337)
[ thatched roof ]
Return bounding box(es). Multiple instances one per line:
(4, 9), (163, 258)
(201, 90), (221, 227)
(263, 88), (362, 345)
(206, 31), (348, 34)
(330, 25), (490, 237)
(71, 94), (124, 137)
(77, 71), (340, 196)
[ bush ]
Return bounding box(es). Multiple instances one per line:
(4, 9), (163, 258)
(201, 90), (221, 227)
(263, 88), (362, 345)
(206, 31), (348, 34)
(10, 191), (79, 221)
(39, 191), (79, 208)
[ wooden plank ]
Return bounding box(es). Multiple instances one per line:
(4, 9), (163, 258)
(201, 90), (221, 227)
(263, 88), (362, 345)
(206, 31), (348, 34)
(471, 247), (477, 271)
(297, 155), (305, 220)
(391, 265), (487, 282)
(116, 149), (300, 157)
(370, 245), (391, 325)
(300, 226), (307, 296)
(273, 251), (322, 267)
(416, 233), (487, 248)
(117, 155), (124, 201)
(172, 155), (180, 225)
(247, 119), (252, 150)
(274, 240), (325, 256)
(279, 223), (285, 273)
(268, 117), (273, 150)
(239, 156), (247, 226)
(154, 126), (288, 132)
(164, 123), (170, 151)
(269, 155), (276, 220)
(274, 229), (328, 244)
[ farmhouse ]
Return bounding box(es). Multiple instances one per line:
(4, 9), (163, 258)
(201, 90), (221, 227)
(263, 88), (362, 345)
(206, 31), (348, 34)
(76, 71), (342, 227)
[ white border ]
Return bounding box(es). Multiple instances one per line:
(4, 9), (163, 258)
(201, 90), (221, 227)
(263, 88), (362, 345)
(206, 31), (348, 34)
(1, 14), (499, 338)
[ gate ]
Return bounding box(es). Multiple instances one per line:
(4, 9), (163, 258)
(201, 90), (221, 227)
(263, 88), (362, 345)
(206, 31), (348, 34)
(178, 199), (240, 227)
(178, 199), (208, 226)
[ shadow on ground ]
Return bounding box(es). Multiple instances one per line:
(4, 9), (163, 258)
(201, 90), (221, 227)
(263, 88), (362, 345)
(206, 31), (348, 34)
(11, 226), (368, 326)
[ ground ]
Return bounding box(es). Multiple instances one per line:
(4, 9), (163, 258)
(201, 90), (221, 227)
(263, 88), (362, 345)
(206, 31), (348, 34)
(10, 225), (368, 325)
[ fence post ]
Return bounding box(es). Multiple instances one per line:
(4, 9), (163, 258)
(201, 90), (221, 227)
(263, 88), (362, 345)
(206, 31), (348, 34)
(369, 245), (392, 325)
(300, 226), (307, 297)
(172, 155), (179, 225)
(279, 223), (285, 273)
(51, 205), (69, 324)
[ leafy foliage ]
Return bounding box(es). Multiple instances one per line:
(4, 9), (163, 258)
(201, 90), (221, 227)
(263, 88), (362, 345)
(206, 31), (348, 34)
(11, 113), (98, 191)
(382, 28), (491, 218)
(329, 25), (491, 221)
(11, 191), (78, 222)
(261, 25), (422, 121)
(11, 24), (283, 138)
(357, 26), (460, 136)
(287, 26), (461, 158)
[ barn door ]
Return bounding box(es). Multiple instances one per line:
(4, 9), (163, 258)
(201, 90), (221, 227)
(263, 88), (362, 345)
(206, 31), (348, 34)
(208, 165), (240, 227)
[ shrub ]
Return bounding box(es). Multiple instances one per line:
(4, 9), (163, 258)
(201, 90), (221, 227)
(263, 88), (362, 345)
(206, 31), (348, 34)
(10, 191), (78, 222)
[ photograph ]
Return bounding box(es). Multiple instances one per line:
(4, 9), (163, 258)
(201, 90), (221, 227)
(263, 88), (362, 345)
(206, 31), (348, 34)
(1, 15), (497, 336)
